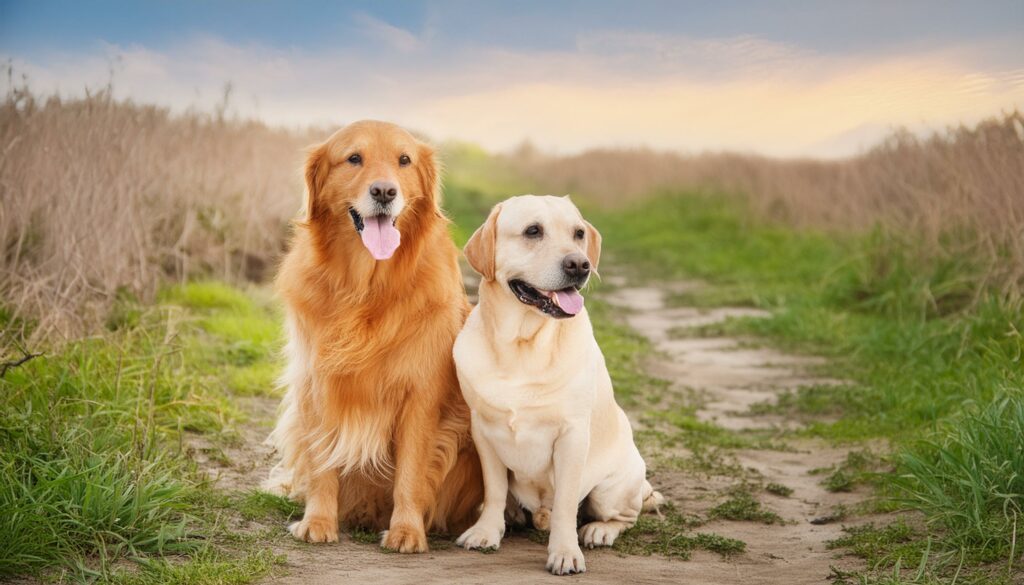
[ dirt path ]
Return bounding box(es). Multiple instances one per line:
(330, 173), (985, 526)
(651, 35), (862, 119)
(231, 278), (865, 584)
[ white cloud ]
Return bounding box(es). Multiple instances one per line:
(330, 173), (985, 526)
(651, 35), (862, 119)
(352, 12), (424, 52)
(4, 30), (1023, 158)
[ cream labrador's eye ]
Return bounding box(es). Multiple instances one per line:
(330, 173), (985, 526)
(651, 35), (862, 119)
(524, 224), (543, 238)
(574, 228), (585, 240)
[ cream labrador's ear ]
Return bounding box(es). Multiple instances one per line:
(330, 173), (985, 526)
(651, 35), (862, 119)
(465, 203), (503, 281)
(584, 219), (602, 271)
(303, 142), (330, 223)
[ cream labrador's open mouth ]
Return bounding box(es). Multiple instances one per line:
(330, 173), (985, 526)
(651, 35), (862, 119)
(508, 279), (585, 318)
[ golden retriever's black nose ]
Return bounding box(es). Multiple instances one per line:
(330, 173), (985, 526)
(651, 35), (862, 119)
(369, 181), (398, 204)
(562, 253), (591, 279)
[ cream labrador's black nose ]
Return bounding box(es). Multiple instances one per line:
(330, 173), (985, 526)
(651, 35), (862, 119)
(369, 180), (398, 204)
(562, 253), (591, 279)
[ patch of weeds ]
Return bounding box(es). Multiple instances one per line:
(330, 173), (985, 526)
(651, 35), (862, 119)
(108, 547), (284, 585)
(349, 526), (381, 545)
(634, 429), (746, 477)
(646, 409), (753, 450)
(812, 450), (885, 493)
(526, 527), (550, 545)
(827, 521), (926, 570)
(765, 482), (793, 497)
(810, 504), (850, 525)
(708, 486), (784, 524)
(428, 534), (454, 551)
(750, 384), (860, 419)
(614, 502), (743, 559)
(234, 491), (302, 522)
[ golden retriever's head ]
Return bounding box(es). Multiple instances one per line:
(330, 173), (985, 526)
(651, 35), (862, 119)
(465, 195), (601, 319)
(304, 120), (439, 260)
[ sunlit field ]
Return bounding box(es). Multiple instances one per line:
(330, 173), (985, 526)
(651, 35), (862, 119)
(2, 86), (1022, 584)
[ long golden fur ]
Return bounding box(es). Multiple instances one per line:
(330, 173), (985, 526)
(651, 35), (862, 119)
(265, 120), (482, 552)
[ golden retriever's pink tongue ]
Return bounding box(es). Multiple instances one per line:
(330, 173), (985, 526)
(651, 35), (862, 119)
(555, 289), (584, 315)
(360, 216), (401, 260)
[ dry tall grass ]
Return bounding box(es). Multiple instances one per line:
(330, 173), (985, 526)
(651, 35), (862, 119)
(3, 83), (1021, 342)
(508, 111), (1024, 300)
(0, 86), (318, 341)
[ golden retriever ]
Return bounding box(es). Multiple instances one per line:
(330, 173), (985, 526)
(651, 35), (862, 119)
(454, 195), (662, 574)
(265, 120), (482, 552)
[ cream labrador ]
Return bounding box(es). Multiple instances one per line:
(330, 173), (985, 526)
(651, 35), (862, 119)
(454, 195), (662, 575)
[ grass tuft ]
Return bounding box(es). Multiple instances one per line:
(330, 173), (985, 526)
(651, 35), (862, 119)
(895, 391), (1024, 566)
(708, 487), (784, 525)
(614, 503), (745, 559)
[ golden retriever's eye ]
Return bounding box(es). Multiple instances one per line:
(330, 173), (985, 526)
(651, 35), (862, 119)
(524, 224), (543, 238)
(347, 153), (362, 165)
(574, 228), (585, 240)
(399, 154), (411, 166)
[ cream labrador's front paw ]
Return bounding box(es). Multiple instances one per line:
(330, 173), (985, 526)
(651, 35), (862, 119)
(546, 542), (586, 575)
(456, 519), (505, 550)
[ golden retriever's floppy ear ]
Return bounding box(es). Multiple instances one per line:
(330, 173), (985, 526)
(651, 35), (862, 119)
(416, 142), (441, 209)
(303, 142), (330, 222)
(584, 219), (602, 271)
(465, 203), (502, 281)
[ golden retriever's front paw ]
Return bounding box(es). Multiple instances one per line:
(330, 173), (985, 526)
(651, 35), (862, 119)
(381, 523), (428, 553)
(456, 520), (505, 550)
(546, 542), (586, 575)
(289, 516), (339, 543)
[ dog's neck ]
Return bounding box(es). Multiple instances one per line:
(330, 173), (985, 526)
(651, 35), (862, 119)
(477, 279), (584, 350)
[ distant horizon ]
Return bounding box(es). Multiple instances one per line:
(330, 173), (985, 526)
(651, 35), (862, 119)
(7, 75), (1020, 162)
(2, 0), (1022, 158)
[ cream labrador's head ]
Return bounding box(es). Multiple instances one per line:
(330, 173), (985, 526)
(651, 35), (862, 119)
(466, 195), (601, 319)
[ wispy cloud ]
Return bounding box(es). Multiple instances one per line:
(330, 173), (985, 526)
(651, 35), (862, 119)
(352, 12), (424, 52)
(5, 27), (1023, 157)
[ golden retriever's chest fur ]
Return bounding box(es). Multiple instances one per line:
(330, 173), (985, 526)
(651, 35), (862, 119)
(276, 227), (467, 475)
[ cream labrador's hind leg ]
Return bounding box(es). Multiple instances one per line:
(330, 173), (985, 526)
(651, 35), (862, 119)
(577, 459), (646, 549)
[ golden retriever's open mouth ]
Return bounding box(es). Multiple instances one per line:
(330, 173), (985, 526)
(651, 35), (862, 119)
(349, 207), (401, 260)
(508, 279), (584, 319)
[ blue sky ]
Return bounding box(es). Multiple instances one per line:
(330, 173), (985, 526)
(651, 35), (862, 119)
(2, 1), (1022, 156)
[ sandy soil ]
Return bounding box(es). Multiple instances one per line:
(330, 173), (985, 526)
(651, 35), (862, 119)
(226, 278), (867, 584)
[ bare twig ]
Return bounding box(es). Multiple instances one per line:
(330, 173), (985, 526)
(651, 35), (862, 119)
(0, 350), (42, 377)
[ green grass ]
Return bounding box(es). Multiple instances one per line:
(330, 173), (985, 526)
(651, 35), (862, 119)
(764, 483), (793, 497)
(895, 392), (1024, 565)
(0, 282), (285, 582)
(827, 521), (927, 570)
(810, 450), (887, 493)
(613, 502), (745, 559)
(440, 142), (533, 247)
(590, 191), (1024, 580)
(708, 487), (784, 525)
(587, 297), (669, 407)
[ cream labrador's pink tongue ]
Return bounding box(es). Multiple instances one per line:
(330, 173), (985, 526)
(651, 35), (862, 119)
(360, 216), (401, 260)
(554, 289), (584, 315)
